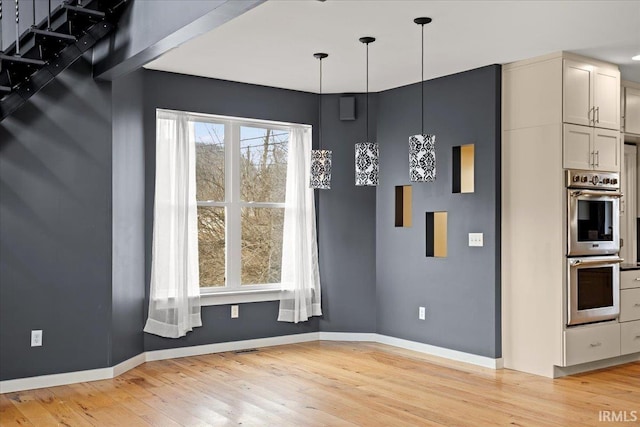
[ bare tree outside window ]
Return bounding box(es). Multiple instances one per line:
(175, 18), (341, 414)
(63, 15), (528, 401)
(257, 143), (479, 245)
(240, 126), (288, 285)
(195, 122), (225, 287)
(194, 120), (289, 288)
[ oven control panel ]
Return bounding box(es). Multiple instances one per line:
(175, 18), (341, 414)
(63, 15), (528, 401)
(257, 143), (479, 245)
(566, 169), (620, 190)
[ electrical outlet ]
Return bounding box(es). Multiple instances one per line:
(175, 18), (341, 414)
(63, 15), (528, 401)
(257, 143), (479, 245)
(418, 307), (426, 320)
(231, 305), (239, 319)
(468, 232), (484, 247)
(31, 330), (42, 347)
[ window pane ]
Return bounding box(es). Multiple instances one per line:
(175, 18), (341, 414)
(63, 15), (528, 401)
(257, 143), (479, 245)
(198, 207), (225, 287)
(241, 207), (284, 285)
(195, 121), (225, 202)
(240, 126), (288, 202)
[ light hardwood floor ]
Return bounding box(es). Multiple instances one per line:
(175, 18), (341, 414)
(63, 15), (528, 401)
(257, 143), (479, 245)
(1, 341), (639, 426)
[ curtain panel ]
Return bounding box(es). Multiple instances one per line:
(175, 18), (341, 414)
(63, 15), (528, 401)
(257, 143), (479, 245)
(278, 127), (322, 323)
(144, 110), (202, 338)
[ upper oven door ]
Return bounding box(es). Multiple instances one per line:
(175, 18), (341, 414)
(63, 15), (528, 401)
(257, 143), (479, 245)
(568, 189), (621, 256)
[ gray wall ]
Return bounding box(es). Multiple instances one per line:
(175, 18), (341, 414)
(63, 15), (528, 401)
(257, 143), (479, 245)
(142, 70), (325, 351)
(375, 65), (501, 358)
(111, 69), (146, 364)
(0, 56), (113, 381)
(318, 94), (377, 333)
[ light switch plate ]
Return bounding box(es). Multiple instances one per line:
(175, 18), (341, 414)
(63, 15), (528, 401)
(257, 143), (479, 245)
(418, 307), (426, 320)
(231, 305), (239, 319)
(469, 233), (483, 247)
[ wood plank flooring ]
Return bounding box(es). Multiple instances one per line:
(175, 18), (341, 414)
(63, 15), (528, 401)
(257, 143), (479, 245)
(1, 341), (639, 426)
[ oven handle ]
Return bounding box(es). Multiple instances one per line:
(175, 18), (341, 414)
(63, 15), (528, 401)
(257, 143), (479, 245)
(570, 258), (624, 266)
(570, 190), (622, 198)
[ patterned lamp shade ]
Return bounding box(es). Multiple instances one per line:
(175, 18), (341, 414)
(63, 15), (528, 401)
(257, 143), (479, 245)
(355, 142), (379, 186)
(409, 134), (436, 182)
(310, 149), (332, 189)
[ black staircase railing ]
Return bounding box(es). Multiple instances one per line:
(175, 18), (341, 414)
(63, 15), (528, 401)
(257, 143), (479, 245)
(0, 0), (129, 121)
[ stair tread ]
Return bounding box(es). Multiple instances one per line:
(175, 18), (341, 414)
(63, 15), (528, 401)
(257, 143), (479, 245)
(63, 5), (106, 18)
(0, 55), (46, 66)
(0, 86), (11, 92)
(31, 28), (77, 42)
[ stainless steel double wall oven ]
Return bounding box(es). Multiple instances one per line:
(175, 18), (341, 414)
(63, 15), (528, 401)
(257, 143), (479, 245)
(566, 169), (622, 326)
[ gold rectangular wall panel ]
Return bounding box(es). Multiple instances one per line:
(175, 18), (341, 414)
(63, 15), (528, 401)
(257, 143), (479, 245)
(433, 212), (447, 257)
(453, 144), (475, 194)
(460, 144), (475, 193)
(426, 211), (447, 258)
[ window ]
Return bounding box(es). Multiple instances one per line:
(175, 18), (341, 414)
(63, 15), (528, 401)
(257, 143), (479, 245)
(181, 111), (304, 295)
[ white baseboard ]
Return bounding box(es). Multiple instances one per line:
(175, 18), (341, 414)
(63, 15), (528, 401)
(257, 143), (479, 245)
(113, 353), (146, 377)
(376, 335), (503, 370)
(0, 367), (113, 394)
(318, 332), (378, 342)
(145, 332), (319, 362)
(321, 332), (503, 369)
(0, 331), (503, 394)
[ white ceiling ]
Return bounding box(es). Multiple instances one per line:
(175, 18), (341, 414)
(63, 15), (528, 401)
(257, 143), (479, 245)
(145, 0), (640, 93)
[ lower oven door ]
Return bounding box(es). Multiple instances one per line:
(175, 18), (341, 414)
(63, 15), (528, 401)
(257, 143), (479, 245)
(567, 256), (622, 326)
(567, 189), (621, 256)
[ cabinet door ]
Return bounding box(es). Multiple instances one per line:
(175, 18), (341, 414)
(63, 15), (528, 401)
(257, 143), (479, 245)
(625, 87), (640, 135)
(564, 60), (593, 127)
(592, 128), (620, 172)
(563, 124), (593, 170)
(593, 68), (620, 130)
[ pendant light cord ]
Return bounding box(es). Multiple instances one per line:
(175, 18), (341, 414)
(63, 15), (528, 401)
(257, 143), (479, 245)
(366, 41), (369, 142)
(319, 57), (323, 150)
(421, 23), (424, 135)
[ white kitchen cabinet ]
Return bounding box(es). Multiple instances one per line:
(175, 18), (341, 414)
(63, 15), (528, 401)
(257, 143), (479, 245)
(503, 52), (627, 378)
(623, 85), (640, 135)
(563, 59), (620, 131)
(564, 322), (621, 366)
(620, 288), (640, 323)
(621, 320), (640, 355)
(563, 124), (620, 172)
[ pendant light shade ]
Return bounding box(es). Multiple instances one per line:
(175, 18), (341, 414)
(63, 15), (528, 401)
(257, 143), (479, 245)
(355, 36), (379, 187)
(310, 53), (332, 190)
(409, 17), (436, 183)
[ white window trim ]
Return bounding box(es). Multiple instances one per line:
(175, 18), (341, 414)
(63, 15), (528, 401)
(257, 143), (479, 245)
(163, 108), (312, 304)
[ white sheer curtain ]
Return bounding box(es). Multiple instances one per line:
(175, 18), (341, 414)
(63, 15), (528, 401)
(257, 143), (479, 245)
(278, 127), (322, 323)
(144, 110), (202, 338)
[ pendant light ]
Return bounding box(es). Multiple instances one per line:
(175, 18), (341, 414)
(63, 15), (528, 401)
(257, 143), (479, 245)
(310, 52), (332, 190)
(409, 17), (436, 182)
(355, 36), (379, 187)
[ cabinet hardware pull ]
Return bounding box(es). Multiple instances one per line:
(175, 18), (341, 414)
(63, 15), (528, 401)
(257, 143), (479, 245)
(635, 278), (640, 281)
(635, 336), (640, 340)
(595, 151), (599, 167)
(590, 151), (595, 167)
(590, 342), (602, 347)
(596, 106), (600, 123)
(634, 303), (640, 307)
(589, 106), (595, 124)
